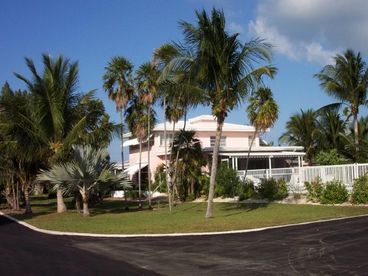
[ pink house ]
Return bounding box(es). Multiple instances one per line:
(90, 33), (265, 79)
(122, 115), (305, 184)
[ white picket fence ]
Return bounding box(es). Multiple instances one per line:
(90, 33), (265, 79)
(237, 163), (368, 191)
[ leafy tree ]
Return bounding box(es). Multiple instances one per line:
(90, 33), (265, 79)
(164, 8), (276, 218)
(37, 145), (130, 216)
(0, 83), (46, 213)
(103, 56), (134, 170)
(315, 49), (368, 156)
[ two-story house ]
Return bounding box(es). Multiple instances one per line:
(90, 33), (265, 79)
(122, 115), (305, 184)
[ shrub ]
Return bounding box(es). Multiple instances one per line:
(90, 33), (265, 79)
(304, 178), (324, 202)
(320, 180), (348, 204)
(315, 149), (345, 165)
(351, 175), (368, 204)
(215, 164), (240, 197)
(257, 178), (288, 200)
(153, 165), (167, 193)
(237, 179), (255, 201)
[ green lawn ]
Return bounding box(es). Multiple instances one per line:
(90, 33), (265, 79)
(8, 197), (368, 234)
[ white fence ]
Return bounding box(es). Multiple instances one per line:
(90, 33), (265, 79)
(237, 163), (368, 191)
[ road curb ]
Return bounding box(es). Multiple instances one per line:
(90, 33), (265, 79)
(1, 210), (368, 238)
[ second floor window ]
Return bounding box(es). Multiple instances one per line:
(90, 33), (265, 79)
(210, 136), (226, 147)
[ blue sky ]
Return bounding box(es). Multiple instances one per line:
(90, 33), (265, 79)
(1, 0), (367, 162)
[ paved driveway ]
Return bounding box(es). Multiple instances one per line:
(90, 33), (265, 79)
(1, 215), (368, 275)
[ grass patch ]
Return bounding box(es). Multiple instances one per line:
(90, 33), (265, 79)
(7, 197), (368, 234)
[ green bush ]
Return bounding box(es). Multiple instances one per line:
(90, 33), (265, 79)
(257, 178), (288, 200)
(351, 175), (368, 204)
(304, 178), (324, 202)
(153, 165), (167, 193)
(237, 179), (255, 201)
(215, 164), (240, 197)
(315, 149), (345, 165)
(320, 180), (348, 204)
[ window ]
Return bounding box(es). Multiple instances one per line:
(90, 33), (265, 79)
(210, 136), (226, 147)
(160, 134), (173, 146)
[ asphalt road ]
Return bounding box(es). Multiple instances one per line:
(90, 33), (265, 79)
(1, 215), (368, 275)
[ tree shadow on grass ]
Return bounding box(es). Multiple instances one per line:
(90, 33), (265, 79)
(220, 202), (269, 213)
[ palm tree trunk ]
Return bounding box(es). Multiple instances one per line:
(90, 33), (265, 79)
(244, 130), (258, 180)
(120, 108), (125, 171)
(183, 109), (187, 131)
(23, 182), (32, 214)
(11, 175), (16, 210)
(163, 98), (171, 212)
(16, 179), (20, 210)
(206, 118), (224, 218)
(147, 106), (152, 209)
(168, 121), (176, 209)
(56, 187), (67, 213)
(81, 188), (90, 217)
(138, 140), (142, 209)
(353, 110), (359, 154)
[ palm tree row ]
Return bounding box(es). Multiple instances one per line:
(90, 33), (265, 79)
(281, 49), (368, 164)
(0, 55), (118, 214)
(103, 8), (277, 217)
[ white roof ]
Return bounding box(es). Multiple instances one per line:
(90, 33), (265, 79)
(153, 115), (256, 133)
(219, 152), (305, 158)
(123, 138), (139, 147)
(124, 163), (148, 177)
(205, 146), (304, 152)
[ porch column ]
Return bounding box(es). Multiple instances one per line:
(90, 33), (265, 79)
(235, 157), (238, 171)
(268, 156), (273, 178)
(231, 157), (235, 170)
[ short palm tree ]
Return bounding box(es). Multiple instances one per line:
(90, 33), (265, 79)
(103, 56), (134, 170)
(171, 130), (206, 200)
(315, 49), (368, 154)
(165, 8), (277, 218)
(280, 109), (318, 164)
(244, 87), (279, 177)
(37, 145), (130, 216)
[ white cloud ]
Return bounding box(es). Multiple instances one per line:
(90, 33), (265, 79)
(228, 22), (244, 34)
(248, 0), (368, 65)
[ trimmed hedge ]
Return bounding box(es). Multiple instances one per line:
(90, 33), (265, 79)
(320, 180), (348, 204)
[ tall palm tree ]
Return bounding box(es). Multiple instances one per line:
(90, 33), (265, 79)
(315, 49), (368, 154)
(165, 8), (277, 218)
(103, 56), (134, 170)
(244, 87), (279, 177)
(153, 44), (180, 210)
(125, 94), (156, 208)
(15, 55), (90, 213)
(37, 145), (130, 216)
(136, 62), (160, 208)
(280, 109), (318, 164)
